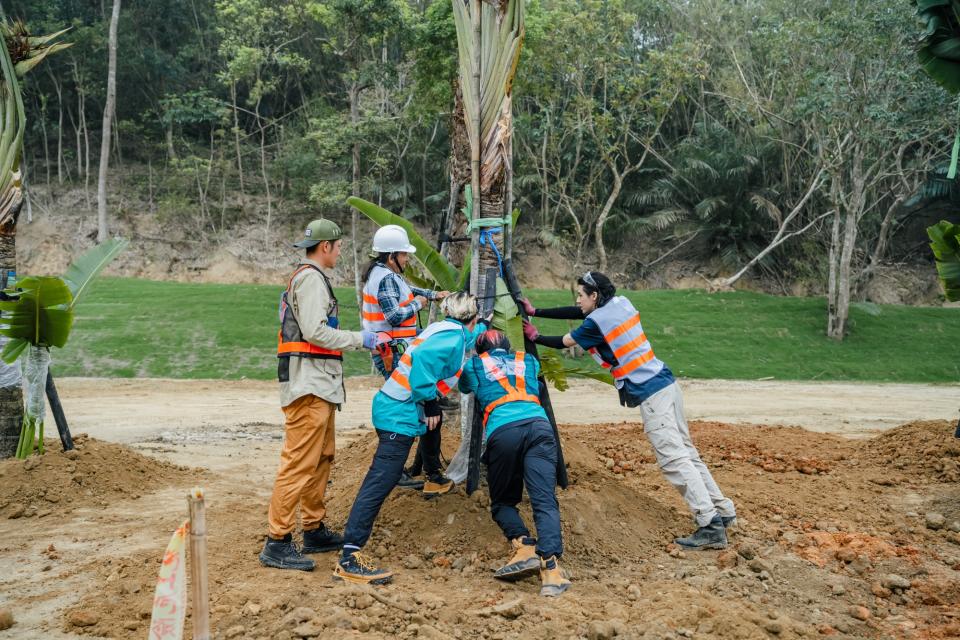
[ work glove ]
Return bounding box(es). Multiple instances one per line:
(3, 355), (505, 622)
(522, 319), (540, 342)
(520, 297), (536, 316)
(361, 330), (391, 350)
(423, 399), (443, 431)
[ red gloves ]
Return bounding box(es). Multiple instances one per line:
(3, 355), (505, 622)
(520, 297), (536, 316)
(522, 319), (540, 342)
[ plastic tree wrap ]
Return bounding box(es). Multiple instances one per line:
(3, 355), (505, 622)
(0, 336), (21, 389)
(17, 346), (49, 456)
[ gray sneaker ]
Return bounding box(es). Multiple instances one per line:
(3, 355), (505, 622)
(675, 516), (728, 550)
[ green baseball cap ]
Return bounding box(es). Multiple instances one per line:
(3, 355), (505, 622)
(293, 219), (342, 248)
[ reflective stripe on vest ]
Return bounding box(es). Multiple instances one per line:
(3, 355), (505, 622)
(478, 351), (541, 426)
(585, 296), (663, 387)
(277, 264), (343, 360)
(381, 320), (466, 401)
(361, 265), (418, 339)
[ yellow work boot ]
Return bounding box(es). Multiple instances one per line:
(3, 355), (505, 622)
(539, 556), (571, 597)
(493, 537), (540, 581)
(422, 474), (455, 499)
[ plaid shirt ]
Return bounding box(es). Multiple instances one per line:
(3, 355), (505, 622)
(376, 265), (437, 328)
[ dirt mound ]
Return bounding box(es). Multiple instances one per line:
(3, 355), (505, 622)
(0, 434), (191, 519)
(54, 420), (960, 640)
(860, 420), (960, 482)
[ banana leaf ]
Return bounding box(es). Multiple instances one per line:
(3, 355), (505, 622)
(915, 0), (960, 93)
(927, 219), (960, 300)
(63, 237), (128, 308)
(0, 276), (74, 357)
(347, 197), (460, 291)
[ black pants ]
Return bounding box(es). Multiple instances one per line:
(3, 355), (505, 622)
(486, 418), (563, 559)
(373, 353), (443, 478)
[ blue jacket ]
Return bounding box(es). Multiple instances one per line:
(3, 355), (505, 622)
(458, 349), (547, 437)
(372, 319), (481, 437)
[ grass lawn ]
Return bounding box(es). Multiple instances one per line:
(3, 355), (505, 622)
(50, 278), (959, 383)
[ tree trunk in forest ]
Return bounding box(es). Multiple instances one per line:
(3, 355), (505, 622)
(48, 69), (64, 185)
(0, 200), (24, 459)
(349, 84), (362, 310)
(231, 82), (244, 193)
(256, 103), (272, 245)
(40, 98), (51, 185)
(165, 123), (177, 161)
(97, 0), (121, 243)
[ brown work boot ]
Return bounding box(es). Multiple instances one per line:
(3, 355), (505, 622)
(539, 556), (571, 597)
(493, 537), (540, 581)
(422, 474), (455, 499)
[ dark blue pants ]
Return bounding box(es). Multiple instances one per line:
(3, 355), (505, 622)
(342, 429), (415, 550)
(485, 418), (563, 559)
(372, 352), (442, 478)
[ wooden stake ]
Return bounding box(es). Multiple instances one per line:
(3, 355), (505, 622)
(187, 487), (211, 640)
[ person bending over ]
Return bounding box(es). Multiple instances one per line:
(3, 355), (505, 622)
(334, 293), (481, 584)
(459, 329), (570, 597)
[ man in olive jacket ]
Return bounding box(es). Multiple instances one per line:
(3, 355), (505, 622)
(260, 219), (383, 571)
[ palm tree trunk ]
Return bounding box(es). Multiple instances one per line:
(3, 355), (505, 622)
(0, 202), (23, 459)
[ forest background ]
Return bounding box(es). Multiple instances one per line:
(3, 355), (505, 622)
(8, 0), (960, 312)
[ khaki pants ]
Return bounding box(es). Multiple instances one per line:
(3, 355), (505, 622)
(267, 395), (336, 538)
(640, 382), (735, 527)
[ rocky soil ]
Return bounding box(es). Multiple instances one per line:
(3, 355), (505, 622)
(2, 417), (959, 639)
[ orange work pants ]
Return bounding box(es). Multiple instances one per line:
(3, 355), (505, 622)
(267, 394), (336, 538)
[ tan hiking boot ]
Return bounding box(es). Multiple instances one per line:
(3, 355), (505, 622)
(332, 552), (393, 585)
(493, 537), (540, 581)
(539, 556), (571, 597)
(422, 474), (455, 498)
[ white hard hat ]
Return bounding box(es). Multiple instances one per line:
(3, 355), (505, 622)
(372, 225), (416, 253)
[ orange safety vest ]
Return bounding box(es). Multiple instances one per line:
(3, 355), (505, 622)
(478, 351), (541, 427)
(585, 296), (664, 388)
(361, 265), (418, 340)
(381, 320), (465, 400)
(277, 264), (344, 362)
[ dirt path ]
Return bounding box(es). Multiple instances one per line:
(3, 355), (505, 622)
(54, 377), (960, 443)
(1, 379), (959, 640)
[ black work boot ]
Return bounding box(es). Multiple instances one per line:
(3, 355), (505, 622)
(259, 534), (315, 571)
(302, 523), (344, 554)
(674, 515), (728, 550)
(721, 515), (738, 529)
(397, 468), (425, 490)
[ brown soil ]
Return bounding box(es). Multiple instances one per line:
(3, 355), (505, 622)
(861, 421), (960, 483)
(2, 417), (959, 639)
(0, 434), (196, 519)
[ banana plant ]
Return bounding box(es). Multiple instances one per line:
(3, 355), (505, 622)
(914, 0), (960, 93)
(928, 220), (960, 301)
(0, 239), (127, 457)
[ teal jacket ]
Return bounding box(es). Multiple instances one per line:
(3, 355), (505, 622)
(372, 319), (481, 437)
(458, 349), (547, 437)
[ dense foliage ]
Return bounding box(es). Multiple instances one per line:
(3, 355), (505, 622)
(8, 0), (959, 292)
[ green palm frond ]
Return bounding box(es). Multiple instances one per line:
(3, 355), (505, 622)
(644, 208), (688, 230)
(63, 238), (128, 308)
(927, 219), (960, 300)
(348, 196), (461, 290)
